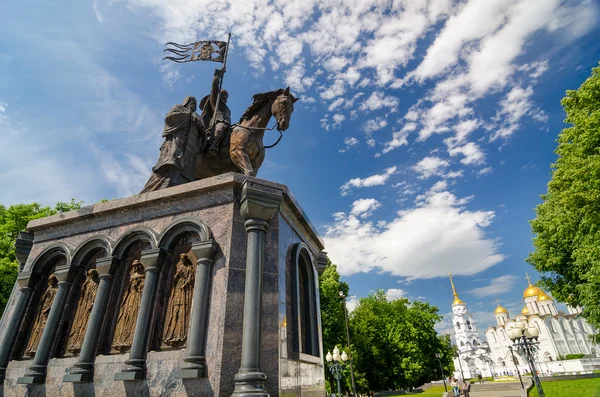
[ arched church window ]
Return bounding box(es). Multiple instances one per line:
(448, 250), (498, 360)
(456, 322), (461, 329)
(292, 244), (319, 357)
(460, 341), (464, 347)
(467, 320), (472, 330)
(491, 332), (497, 343)
(501, 330), (506, 341)
(473, 339), (478, 346)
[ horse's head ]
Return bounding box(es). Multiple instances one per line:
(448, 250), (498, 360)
(271, 87), (299, 131)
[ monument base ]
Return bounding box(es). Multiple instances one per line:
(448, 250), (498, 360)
(0, 174), (326, 396)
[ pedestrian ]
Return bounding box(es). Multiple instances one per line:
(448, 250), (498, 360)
(461, 379), (470, 397)
(451, 378), (460, 396)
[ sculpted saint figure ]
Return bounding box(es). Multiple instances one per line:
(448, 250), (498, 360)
(140, 96), (204, 193)
(200, 69), (231, 158)
(66, 269), (99, 355)
(112, 260), (145, 353)
(26, 275), (58, 357)
(162, 254), (195, 348)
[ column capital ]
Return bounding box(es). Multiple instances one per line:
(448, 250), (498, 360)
(139, 247), (169, 272)
(190, 240), (218, 262)
(54, 265), (78, 283)
(15, 232), (34, 269)
(317, 251), (328, 275)
(95, 256), (121, 276)
(16, 272), (35, 290)
(240, 180), (283, 223)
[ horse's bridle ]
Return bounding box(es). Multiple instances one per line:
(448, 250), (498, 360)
(230, 122), (284, 149)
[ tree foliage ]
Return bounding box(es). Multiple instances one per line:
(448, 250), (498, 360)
(349, 290), (454, 392)
(0, 199), (82, 316)
(527, 63), (600, 342)
(318, 262), (350, 393)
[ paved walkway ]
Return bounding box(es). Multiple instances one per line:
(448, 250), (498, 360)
(444, 380), (532, 397)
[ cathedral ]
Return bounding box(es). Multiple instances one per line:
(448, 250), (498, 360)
(449, 274), (599, 379)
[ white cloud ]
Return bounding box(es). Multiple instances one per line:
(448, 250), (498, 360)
(362, 117), (388, 134)
(339, 136), (359, 153)
(346, 295), (359, 313)
(285, 63), (315, 93)
(478, 167), (493, 176)
(333, 113), (345, 127)
(340, 166), (397, 196)
(381, 124), (413, 155)
(325, 190), (504, 279)
(93, 1), (104, 23)
(324, 56), (349, 72)
(412, 156), (450, 179)
(328, 98), (345, 111)
(320, 79), (346, 100)
(469, 275), (519, 297)
(350, 198), (381, 218)
(448, 142), (485, 165)
(386, 288), (407, 301)
(359, 91), (399, 112)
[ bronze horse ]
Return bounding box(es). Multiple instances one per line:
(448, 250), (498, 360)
(195, 87), (298, 180)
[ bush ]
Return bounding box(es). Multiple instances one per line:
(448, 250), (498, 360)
(565, 354), (586, 360)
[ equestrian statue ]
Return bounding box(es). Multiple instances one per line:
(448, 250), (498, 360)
(141, 37), (298, 193)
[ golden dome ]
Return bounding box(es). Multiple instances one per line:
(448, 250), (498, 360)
(494, 304), (508, 315)
(449, 274), (465, 306)
(521, 305), (530, 315)
(523, 273), (542, 298)
(538, 291), (552, 301)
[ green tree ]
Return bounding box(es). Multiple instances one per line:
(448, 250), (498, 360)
(527, 62), (600, 342)
(318, 262), (350, 394)
(349, 290), (453, 392)
(0, 199), (82, 316)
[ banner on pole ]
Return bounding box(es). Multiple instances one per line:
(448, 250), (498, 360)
(163, 40), (228, 63)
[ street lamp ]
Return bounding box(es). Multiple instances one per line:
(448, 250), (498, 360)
(340, 291), (357, 397)
(506, 315), (545, 397)
(507, 345), (524, 389)
(326, 346), (348, 397)
(435, 353), (448, 392)
(453, 350), (465, 380)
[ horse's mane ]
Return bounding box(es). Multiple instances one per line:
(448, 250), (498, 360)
(239, 89), (288, 123)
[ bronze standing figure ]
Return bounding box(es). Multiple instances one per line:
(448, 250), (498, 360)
(26, 275), (58, 357)
(112, 260), (145, 353)
(66, 269), (99, 355)
(162, 254), (195, 348)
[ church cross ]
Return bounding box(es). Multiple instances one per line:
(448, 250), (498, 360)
(525, 273), (532, 285)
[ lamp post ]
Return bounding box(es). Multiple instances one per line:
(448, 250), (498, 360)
(453, 350), (465, 380)
(507, 345), (524, 389)
(435, 353), (448, 392)
(326, 346), (348, 397)
(340, 291), (357, 397)
(506, 316), (545, 397)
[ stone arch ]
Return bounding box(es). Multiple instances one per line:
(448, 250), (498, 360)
(57, 237), (111, 357)
(543, 351), (553, 361)
(150, 218), (211, 352)
(15, 243), (71, 359)
(72, 236), (112, 267)
(158, 217), (212, 250)
(291, 243), (319, 357)
(29, 242), (72, 275)
(112, 226), (158, 259)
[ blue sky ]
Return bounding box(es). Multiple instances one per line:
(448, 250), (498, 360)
(1, 0), (600, 336)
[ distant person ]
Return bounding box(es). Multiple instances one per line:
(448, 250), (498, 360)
(461, 379), (471, 397)
(477, 373), (483, 383)
(451, 378), (460, 396)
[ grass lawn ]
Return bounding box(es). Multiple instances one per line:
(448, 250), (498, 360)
(529, 378), (600, 397)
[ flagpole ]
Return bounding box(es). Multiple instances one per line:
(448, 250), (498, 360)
(210, 33), (231, 130)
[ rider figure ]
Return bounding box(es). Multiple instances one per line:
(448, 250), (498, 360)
(204, 68), (231, 158)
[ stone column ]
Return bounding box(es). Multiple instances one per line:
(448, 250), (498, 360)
(115, 248), (168, 381)
(63, 256), (120, 383)
(18, 268), (74, 385)
(232, 180), (282, 397)
(0, 275), (33, 384)
(174, 239), (218, 379)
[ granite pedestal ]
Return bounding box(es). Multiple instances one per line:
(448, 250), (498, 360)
(0, 173), (326, 396)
